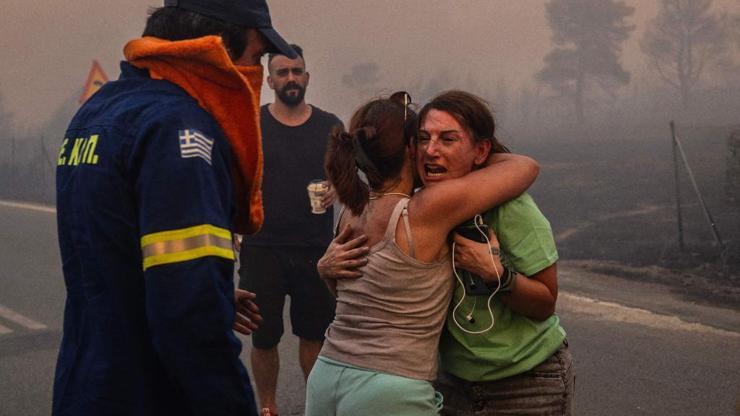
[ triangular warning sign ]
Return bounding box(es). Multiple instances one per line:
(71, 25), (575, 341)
(79, 60), (109, 104)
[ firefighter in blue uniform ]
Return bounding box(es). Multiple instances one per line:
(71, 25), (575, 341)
(53, 1), (296, 415)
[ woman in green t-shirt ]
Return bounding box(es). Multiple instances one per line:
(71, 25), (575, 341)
(320, 90), (574, 415)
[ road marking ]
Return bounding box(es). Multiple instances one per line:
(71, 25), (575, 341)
(0, 323), (12, 335)
(559, 292), (739, 338)
(555, 205), (666, 242)
(0, 200), (56, 214)
(0, 304), (47, 330)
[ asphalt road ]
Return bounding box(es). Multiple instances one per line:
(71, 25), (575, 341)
(1, 201), (738, 416)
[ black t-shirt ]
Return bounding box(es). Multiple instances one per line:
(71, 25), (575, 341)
(243, 104), (343, 248)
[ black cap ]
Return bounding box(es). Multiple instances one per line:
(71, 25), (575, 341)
(164, 0), (297, 59)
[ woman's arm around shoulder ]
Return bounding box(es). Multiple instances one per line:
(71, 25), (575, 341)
(411, 152), (539, 234)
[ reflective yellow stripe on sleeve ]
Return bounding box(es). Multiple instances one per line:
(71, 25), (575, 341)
(140, 224), (235, 271)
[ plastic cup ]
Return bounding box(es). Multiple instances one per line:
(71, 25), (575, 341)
(307, 180), (328, 214)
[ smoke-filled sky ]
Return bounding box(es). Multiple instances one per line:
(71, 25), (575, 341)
(1, 0), (738, 129)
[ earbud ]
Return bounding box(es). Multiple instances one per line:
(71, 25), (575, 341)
(466, 314), (475, 324)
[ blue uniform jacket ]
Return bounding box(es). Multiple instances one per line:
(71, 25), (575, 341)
(53, 62), (257, 416)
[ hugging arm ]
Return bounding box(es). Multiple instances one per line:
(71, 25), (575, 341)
(413, 153), (539, 235)
(452, 226), (558, 321)
(501, 264), (557, 321)
(317, 226), (370, 296)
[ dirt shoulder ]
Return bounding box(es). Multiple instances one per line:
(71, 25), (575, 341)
(559, 259), (740, 313)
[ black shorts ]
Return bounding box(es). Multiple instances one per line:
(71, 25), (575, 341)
(238, 245), (336, 349)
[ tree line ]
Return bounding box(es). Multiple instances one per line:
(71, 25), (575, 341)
(538, 0), (738, 125)
(340, 0), (740, 127)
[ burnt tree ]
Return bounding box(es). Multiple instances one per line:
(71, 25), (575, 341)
(538, 0), (634, 125)
(640, 0), (729, 108)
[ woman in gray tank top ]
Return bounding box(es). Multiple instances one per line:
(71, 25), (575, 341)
(304, 92), (538, 416)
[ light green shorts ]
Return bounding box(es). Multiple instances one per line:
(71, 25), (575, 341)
(305, 356), (444, 416)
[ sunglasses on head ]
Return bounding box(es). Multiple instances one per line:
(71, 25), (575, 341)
(389, 91), (413, 122)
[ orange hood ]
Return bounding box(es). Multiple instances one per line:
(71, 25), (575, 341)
(124, 35), (264, 235)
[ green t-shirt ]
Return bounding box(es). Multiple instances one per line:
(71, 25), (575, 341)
(439, 193), (565, 381)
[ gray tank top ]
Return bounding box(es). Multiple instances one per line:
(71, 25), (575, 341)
(320, 198), (453, 381)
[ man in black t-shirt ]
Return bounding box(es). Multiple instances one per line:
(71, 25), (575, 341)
(239, 44), (342, 416)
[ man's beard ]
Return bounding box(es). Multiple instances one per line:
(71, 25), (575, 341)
(277, 82), (306, 107)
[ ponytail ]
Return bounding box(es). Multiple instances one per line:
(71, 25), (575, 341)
(325, 97), (410, 216)
(325, 127), (369, 216)
(490, 136), (510, 154)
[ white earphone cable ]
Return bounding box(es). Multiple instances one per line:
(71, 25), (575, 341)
(451, 215), (501, 335)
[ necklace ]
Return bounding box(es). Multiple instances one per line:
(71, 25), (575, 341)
(369, 192), (411, 200)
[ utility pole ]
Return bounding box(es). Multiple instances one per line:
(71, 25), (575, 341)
(670, 121), (724, 248)
(670, 121), (684, 250)
(10, 136), (16, 182)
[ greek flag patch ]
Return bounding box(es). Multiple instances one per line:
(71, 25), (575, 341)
(178, 129), (214, 164)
